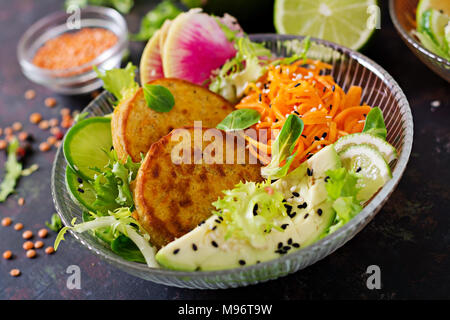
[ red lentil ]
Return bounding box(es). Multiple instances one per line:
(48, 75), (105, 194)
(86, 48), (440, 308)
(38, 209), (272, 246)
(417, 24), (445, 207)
(38, 228), (48, 238)
(26, 249), (36, 259)
(14, 223), (24, 231)
(0, 140), (6, 150)
(2, 217), (12, 226)
(22, 230), (33, 239)
(49, 118), (59, 127)
(45, 247), (55, 255)
(10, 269), (21, 277)
(23, 241), (34, 250)
(3, 250), (12, 260)
(29, 113), (42, 124)
(24, 89), (36, 100)
(12, 122), (23, 131)
(4, 127), (13, 135)
(34, 241), (44, 249)
(18, 131), (29, 141)
(44, 97), (57, 108)
(39, 120), (50, 130)
(18, 197), (25, 206)
(39, 142), (51, 152)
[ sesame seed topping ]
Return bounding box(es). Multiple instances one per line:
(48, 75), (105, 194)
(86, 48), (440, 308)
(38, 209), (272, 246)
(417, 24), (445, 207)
(239, 260), (246, 266)
(292, 192), (300, 197)
(307, 168), (313, 176)
(317, 208), (323, 216)
(278, 242), (283, 249)
(292, 243), (300, 248)
(288, 238), (293, 245)
(173, 249), (180, 254)
(192, 244), (197, 251)
(356, 167), (362, 173)
(211, 241), (218, 248)
(304, 213), (309, 219)
(281, 224), (288, 230)
(77, 188), (84, 193)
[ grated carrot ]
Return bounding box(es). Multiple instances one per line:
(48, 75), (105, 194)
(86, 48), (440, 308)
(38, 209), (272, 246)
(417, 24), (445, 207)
(235, 59), (371, 166)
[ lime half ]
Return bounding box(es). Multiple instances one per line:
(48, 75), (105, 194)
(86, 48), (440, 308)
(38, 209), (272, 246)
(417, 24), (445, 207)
(274, 0), (378, 50)
(339, 144), (391, 202)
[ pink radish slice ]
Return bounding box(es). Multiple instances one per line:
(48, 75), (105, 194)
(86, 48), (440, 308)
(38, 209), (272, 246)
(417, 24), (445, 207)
(140, 29), (165, 85)
(162, 10), (236, 86)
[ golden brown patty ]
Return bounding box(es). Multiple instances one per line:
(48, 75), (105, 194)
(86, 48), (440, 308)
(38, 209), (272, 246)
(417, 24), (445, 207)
(134, 127), (263, 249)
(111, 78), (234, 163)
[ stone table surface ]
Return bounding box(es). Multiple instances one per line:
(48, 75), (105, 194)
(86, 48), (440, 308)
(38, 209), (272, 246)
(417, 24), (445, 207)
(0, 0), (448, 300)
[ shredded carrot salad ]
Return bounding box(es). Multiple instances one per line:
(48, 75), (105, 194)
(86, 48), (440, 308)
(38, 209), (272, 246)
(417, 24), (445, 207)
(236, 59), (371, 167)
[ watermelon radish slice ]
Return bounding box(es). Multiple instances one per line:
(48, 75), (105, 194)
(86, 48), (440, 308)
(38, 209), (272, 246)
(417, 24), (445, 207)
(140, 28), (165, 85)
(162, 10), (237, 85)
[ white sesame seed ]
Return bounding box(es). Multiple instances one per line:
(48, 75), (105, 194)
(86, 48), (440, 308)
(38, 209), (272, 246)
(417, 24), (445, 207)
(431, 100), (441, 107)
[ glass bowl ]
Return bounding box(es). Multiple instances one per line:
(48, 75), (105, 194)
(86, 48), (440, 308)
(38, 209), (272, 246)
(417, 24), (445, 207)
(389, 0), (450, 82)
(17, 6), (128, 95)
(51, 34), (413, 289)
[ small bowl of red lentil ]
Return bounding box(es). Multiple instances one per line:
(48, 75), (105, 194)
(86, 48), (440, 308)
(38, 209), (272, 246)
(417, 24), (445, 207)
(17, 6), (128, 95)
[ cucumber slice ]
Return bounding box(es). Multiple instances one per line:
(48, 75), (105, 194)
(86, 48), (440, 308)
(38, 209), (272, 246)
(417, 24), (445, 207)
(338, 144), (391, 202)
(63, 117), (113, 181)
(421, 9), (449, 48)
(65, 166), (97, 212)
(334, 133), (398, 163)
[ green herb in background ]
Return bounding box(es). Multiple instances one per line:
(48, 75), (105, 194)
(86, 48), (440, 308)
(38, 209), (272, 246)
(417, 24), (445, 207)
(362, 107), (387, 140)
(65, 0), (134, 14)
(261, 114), (304, 179)
(216, 109), (261, 131)
(46, 213), (63, 232)
(131, 0), (182, 41)
(0, 139), (23, 202)
(143, 84), (175, 112)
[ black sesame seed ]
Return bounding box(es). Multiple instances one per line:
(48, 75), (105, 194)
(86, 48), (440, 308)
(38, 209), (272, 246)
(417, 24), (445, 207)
(215, 219), (221, 224)
(211, 226), (217, 231)
(218, 216), (224, 221)
(282, 199), (287, 203)
(307, 168), (313, 176)
(281, 224), (288, 230)
(239, 260), (246, 266)
(294, 83), (301, 87)
(253, 203), (259, 216)
(292, 192), (300, 197)
(324, 176), (330, 182)
(173, 249), (180, 254)
(288, 238), (293, 245)
(278, 242), (283, 249)
(332, 85), (335, 92)
(192, 244), (198, 251)
(77, 177), (83, 183)
(259, 93), (262, 102)
(329, 104), (333, 110)
(77, 188), (84, 193)
(211, 241), (218, 248)
(283, 246), (291, 251)
(304, 213), (309, 219)
(294, 110), (300, 115)
(292, 243), (300, 248)
(306, 154), (313, 159)
(314, 136), (320, 141)
(301, 134), (307, 138)
(288, 211), (297, 219)
(322, 132), (327, 138)
(110, 146), (114, 151)
(323, 86), (326, 93)
(198, 220), (205, 226)
(317, 208), (323, 216)
(356, 167), (362, 173)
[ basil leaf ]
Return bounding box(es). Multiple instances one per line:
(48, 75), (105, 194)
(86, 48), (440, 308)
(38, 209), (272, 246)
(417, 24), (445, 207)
(143, 84), (175, 112)
(362, 107), (387, 140)
(216, 109), (261, 131)
(261, 115), (304, 179)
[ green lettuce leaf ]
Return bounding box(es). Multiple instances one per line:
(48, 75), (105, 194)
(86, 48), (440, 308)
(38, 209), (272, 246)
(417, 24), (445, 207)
(362, 107), (387, 140)
(261, 114), (304, 179)
(0, 139), (23, 202)
(94, 62), (139, 102)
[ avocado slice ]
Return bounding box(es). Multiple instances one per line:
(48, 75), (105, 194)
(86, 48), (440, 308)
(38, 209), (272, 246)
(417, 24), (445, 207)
(156, 145), (341, 271)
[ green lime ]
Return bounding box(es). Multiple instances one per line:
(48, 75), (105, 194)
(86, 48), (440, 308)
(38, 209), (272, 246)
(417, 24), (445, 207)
(274, 0), (378, 50)
(333, 133), (398, 163)
(63, 117), (113, 181)
(65, 166), (97, 212)
(416, 0), (450, 25)
(338, 144), (391, 202)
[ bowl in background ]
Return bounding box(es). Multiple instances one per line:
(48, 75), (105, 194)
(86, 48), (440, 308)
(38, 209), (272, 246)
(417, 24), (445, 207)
(389, 0), (450, 82)
(51, 34), (413, 289)
(17, 6), (128, 95)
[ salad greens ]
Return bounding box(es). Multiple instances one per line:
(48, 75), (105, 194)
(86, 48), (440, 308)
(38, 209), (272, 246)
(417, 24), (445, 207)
(94, 62), (139, 102)
(209, 31), (272, 102)
(143, 84), (175, 112)
(55, 207), (158, 267)
(270, 36), (311, 66)
(323, 167), (362, 235)
(0, 139), (23, 202)
(362, 107), (387, 140)
(216, 108), (261, 131)
(91, 150), (140, 212)
(131, 0), (182, 41)
(46, 213), (63, 232)
(212, 180), (287, 247)
(261, 114), (304, 179)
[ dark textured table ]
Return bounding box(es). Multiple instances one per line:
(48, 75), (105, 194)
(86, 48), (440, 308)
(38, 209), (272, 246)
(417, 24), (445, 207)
(0, 0), (448, 300)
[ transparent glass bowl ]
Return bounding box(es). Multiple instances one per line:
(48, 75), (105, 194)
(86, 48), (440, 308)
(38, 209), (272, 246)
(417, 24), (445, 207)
(51, 34), (413, 289)
(17, 6), (128, 95)
(389, 0), (450, 82)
